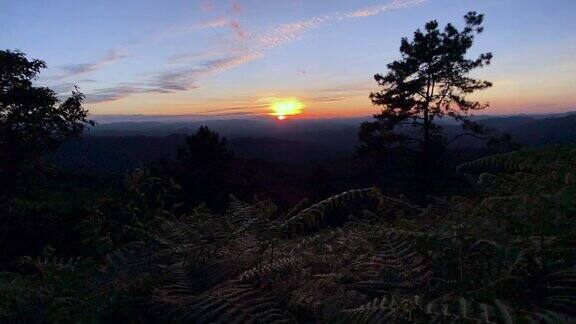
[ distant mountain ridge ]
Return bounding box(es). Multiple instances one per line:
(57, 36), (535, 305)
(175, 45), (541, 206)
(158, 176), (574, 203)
(53, 134), (347, 173)
(507, 114), (576, 145)
(54, 113), (575, 173)
(90, 111), (575, 125)
(87, 112), (576, 141)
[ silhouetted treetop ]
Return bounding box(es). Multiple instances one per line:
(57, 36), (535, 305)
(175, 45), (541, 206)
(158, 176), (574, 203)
(358, 12), (496, 197)
(0, 49), (46, 90)
(176, 126), (234, 210)
(364, 11), (493, 140)
(0, 49), (94, 186)
(177, 126), (233, 169)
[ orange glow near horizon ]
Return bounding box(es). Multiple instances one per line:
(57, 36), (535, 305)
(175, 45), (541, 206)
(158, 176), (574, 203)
(269, 98), (304, 120)
(87, 88), (576, 118)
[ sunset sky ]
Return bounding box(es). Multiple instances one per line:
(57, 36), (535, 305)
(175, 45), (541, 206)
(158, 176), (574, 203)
(1, 0), (575, 118)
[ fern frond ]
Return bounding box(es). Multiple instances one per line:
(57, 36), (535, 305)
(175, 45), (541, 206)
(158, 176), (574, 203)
(160, 284), (296, 323)
(334, 295), (422, 323)
(336, 294), (570, 323)
(238, 257), (302, 284)
(284, 198), (310, 221)
(282, 188), (383, 233)
(227, 195), (259, 227)
(102, 242), (155, 280)
(347, 230), (431, 293)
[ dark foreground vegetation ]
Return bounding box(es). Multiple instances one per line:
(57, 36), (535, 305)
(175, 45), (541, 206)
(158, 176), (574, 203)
(1, 12), (576, 324)
(1, 146), (575, 322)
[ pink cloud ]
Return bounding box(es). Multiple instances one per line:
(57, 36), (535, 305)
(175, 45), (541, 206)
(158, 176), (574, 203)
(258, 15), (330, 49)
(57, 50), (128, 79)
(193, 17), (229, 30)
(91, 0), (427, 103)
(229, 20), (247, 39)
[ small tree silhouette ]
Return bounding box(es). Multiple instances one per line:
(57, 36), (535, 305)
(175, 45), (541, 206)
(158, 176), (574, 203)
(178, 126), (233, 172)
(358, 12), (494, 198)
(0, 49), (94, 192)
(177, 126), (234, 210)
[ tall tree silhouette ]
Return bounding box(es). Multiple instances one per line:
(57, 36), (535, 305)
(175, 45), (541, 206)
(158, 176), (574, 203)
(177, 126), (233, 210)
(358, 12), (493, 198)
(0, 49), (93, 192)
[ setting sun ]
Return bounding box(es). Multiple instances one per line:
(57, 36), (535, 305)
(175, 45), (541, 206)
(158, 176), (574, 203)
(269, 98), (304, 120)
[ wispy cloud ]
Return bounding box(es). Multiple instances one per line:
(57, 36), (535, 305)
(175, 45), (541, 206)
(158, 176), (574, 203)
(152, 51), (262, 92)
(304, 95), (346, 103)
(168, 49), (244, 63)
(201, 52), (263, 72)
(162, 0), (426, 95)
(316, 83), (373, 93)
(51, 82), (77, 94)
(258, 15), (331, 49)
(59, 50), (128, 79)
(148, 17), (229, 43)
(88, 0), (426, 104)
(258, 0), (426, 49)
(168, 50), (224, 63)
(196, 96), (346, 114)
(153, 17), (246, 44)
(306, 82), (374, 103)
(197, 105), (267, 114)
(86, 52), (262, 103)
(85, 84), (144, 104)
(193, 17), (229, 30)
(346, 0), (426, 18)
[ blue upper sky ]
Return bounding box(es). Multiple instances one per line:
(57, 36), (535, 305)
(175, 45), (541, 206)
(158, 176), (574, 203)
(1, 0), (575, 117)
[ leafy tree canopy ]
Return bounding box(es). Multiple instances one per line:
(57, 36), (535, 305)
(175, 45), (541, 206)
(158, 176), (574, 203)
(0, 49), (93, 186)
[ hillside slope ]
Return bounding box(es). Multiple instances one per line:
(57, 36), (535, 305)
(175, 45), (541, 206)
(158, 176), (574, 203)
(53, 135), (347, 173)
